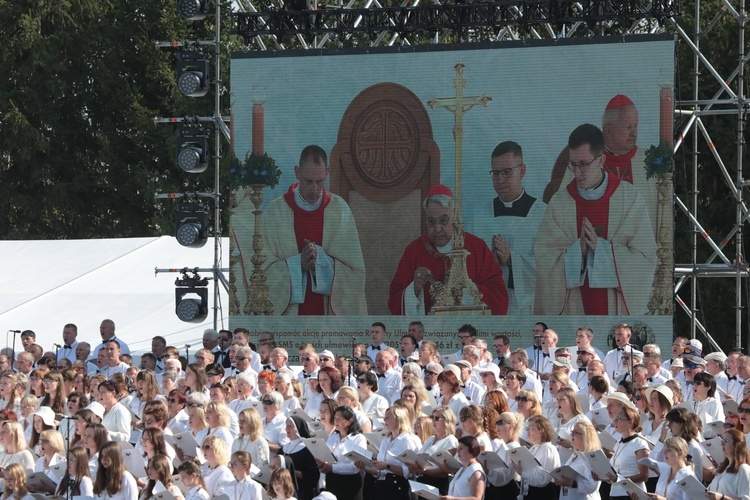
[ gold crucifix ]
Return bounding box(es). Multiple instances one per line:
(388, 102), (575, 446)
(427, 62), (492, 220)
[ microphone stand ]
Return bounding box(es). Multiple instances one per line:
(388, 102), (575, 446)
(185, 344), (191, 363)
(10, 331), (17, 372)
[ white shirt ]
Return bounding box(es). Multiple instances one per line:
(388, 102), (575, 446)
(521, 442), (560, 487)
(93, 337), (131, 358)
(420, 434), (458, 456)
(184, 486), (210, 500)
(609, 435), (649, 497)
(57, 341), (78, 363)
(224, 476), (264, 500)
(447, 462), (484, 497)
(560, 452), (600, 500)
(653, 462), (695, 500)
(328, 432), (368, 475)
(440, 392), (469, 420)
(232, 435), (270, 466)
(361, 393), (389, 430)
(201, 465), (235, 498)
(707, 463), (750, 500)
(367, 343), (388, 363)
(102, 403), (132, 442)
(376, 433), (421, 478)
(263, 413), (289, 447)
(94, 470), (138, 500)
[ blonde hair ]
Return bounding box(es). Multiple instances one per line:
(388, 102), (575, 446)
(2, 421), (27, 453)
(238, 408), (263, 442)
(387, 406), (413, 436)
(202, 435), (230, 466)
(518, 389), (542, 416)
(39, 429), (65, 455)
(2, 464), (29, 500)
(337, 386), (363, 411)
(499, 412), (523, 438)
(557, 388), (584, 416)
(573, 421), (601, 452)
(432, 406), (457, 436)
(206, 401), (232, 429)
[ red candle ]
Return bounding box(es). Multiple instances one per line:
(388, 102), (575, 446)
(659, 86), (673, 147)
(252, 103), (264, 156)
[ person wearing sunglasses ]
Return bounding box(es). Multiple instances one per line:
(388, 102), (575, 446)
(406, 407), (458, 494)
(512, 415), (560, 500)
(199, 436), (235, 498)
(262, 391), (289, 455)
(357, 371), (388, 431)
(503, 369), (526, 412)
(486, 412), (522, 500)
(515, 390), (542, 432)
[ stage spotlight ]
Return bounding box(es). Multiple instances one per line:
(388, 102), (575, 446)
(177, 0), (209, 21)
(175, 199), (209, 248)
(175, 273), (209, 322)
(176, 52), (210, 97)
(177, 127), (209, 173)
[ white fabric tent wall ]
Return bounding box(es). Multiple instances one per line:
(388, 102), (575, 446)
(0, 236), (229, 356)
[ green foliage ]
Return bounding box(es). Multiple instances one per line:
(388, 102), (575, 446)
(0, 0), (236, 239)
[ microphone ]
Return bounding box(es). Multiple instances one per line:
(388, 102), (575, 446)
(8, 330), (20, 333)
(350, 336), (357, 341)
(185, 344), (192, 348)
(53, 343), (62, 348)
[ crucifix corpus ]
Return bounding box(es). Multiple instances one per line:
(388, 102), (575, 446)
(426, 62), (493, 315)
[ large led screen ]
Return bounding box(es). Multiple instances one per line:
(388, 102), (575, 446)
(229, 36), (675, 358)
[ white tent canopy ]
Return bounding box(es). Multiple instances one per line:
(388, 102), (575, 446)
(0, 236), (229, 356)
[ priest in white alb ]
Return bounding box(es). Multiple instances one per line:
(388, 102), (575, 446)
(534, 124), (656, 315)
(261, 145), (367, 315)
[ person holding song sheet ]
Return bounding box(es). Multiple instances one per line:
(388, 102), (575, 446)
(552, 420), (601, 500)
(140, 454), (184, 500)
(176, 461), (209, 500)
(93, 441), (138, 500)
(316, 406), (367, 500)
(512, 415), (560, 500)
(642, 436), (695, 500)
(359, 406), (420, 500)
(484, 411), (522, 499)
(407, 406), (459, 493)
(705, 428), (750, 500)
(227, 450), (266, 500)
(596, 406), (649, 500)
(442, 435), (486, 500)
(199, 435), (234, 497)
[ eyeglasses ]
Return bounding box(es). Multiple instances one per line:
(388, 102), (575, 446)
(320, 358), (332, 362)
(202, 445), (212, 450)
(262, 400), (273, 405)
(722, 438), (737, 445)
(228, 462), (242, 468)
(425, 371), (438, 377)
(459, 416), (470, 422)
(577, 351), (592, 356)
(426, 216), (451, 229)
(570, 430), (583, 436)
(567, 154), (602, 173)
(506, 376), (519, 381)
(458, 335), (471, 340)
(693, 380), (707, 387)
(738, 408), (750, 414)
(496, 420), (510, 426)
(218, 337), (230, 342)
(515, 396), (529, 403)
(684, 363), (698, 369)
(430, 415), (444, 422)
(169, 398), (179, 403)
(235, 356), (247, 361)
(489, 164), (523, 179)
(357, 378), (367, 384)
(301, 357), (313, 362)
(480, 372), (493, 377)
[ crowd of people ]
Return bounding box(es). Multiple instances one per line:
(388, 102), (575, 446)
(1, 319), (750, 500)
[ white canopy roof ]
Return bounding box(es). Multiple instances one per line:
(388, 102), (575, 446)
(0, 236), (229, 355)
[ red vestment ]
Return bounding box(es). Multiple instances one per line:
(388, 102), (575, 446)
(388, 232), (508, 315)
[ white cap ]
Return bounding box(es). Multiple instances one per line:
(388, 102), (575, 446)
(552, 358), (573, 371)
(705, 352), (728, 363)
(602, 392), (637, 411)
(319, 350), (335, 361)
(443, 364), (461, 381)
(689, 339), (703, 351)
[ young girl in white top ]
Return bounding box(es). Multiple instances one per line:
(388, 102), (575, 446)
(268, 468), (298, 500)
(2, 464), (33, 500)
(55, 447), (94, 498)
(177, 461), (210, 500)
(92, 442), (138, 500)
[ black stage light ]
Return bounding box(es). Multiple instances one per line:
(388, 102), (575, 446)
(175, 273), (209, 322)
(177, 127), (209, 173)
(177, 0), (209, 21)
(175, 199), (209, 248)
(176, 52), (210, 98)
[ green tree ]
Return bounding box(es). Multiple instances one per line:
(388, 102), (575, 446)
(0, 0), (233, 239)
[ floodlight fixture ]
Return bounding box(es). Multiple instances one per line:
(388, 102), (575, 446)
(175, 198), (209, 248)
(176, 52), (210, 98)
(177, 127), (209, 173)
(177, 0), (209, 21)
(175, 273), (209, 322)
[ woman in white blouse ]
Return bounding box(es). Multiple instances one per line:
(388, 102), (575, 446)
(357, 372), (388, 430)
(643, 436), (695, 500)
(553, 388), (591, 464)
(317, 367), (343, 401)
(437, 371), (469, 419)
(229, 373), (258, 416)
(204, 401), (234, 449)
(336, 386), (372, 432)
(706, 428), (750, 500)
(92, 442), (138, 500)
(552, 420), (601, 500)
(444, 435), (486, 500)
(457, 405), (493, 451)
(485, 411), (522, 500)
(512, 415), (560, 500)
(543, 372), (570, 422)
(98, 381), (131, 442)
(0, 421), (35, 472)
(263, 391), (290, 454)
(596, 406), (649, 500)
(275, 371), (302, 415)
(34, 429), (64, 486)
(643, 385), (673, 441)
(316, 406), (368, 500)
(407, 406), (459, 493)
(129, 371), (165, 424)
(357, 406), (421, 500)
(693, 372), (725, 433)
(232, 408), (270, 466)
(199, 435), (235, 497)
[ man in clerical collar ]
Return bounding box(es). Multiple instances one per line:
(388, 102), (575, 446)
(489, 141), (546, 314)
(534, 124), (656, 315)
(388, 184), (508, 315)
(261, 144), (367, 315)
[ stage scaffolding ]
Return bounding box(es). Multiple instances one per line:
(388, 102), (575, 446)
(229, 0), (750, 352)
